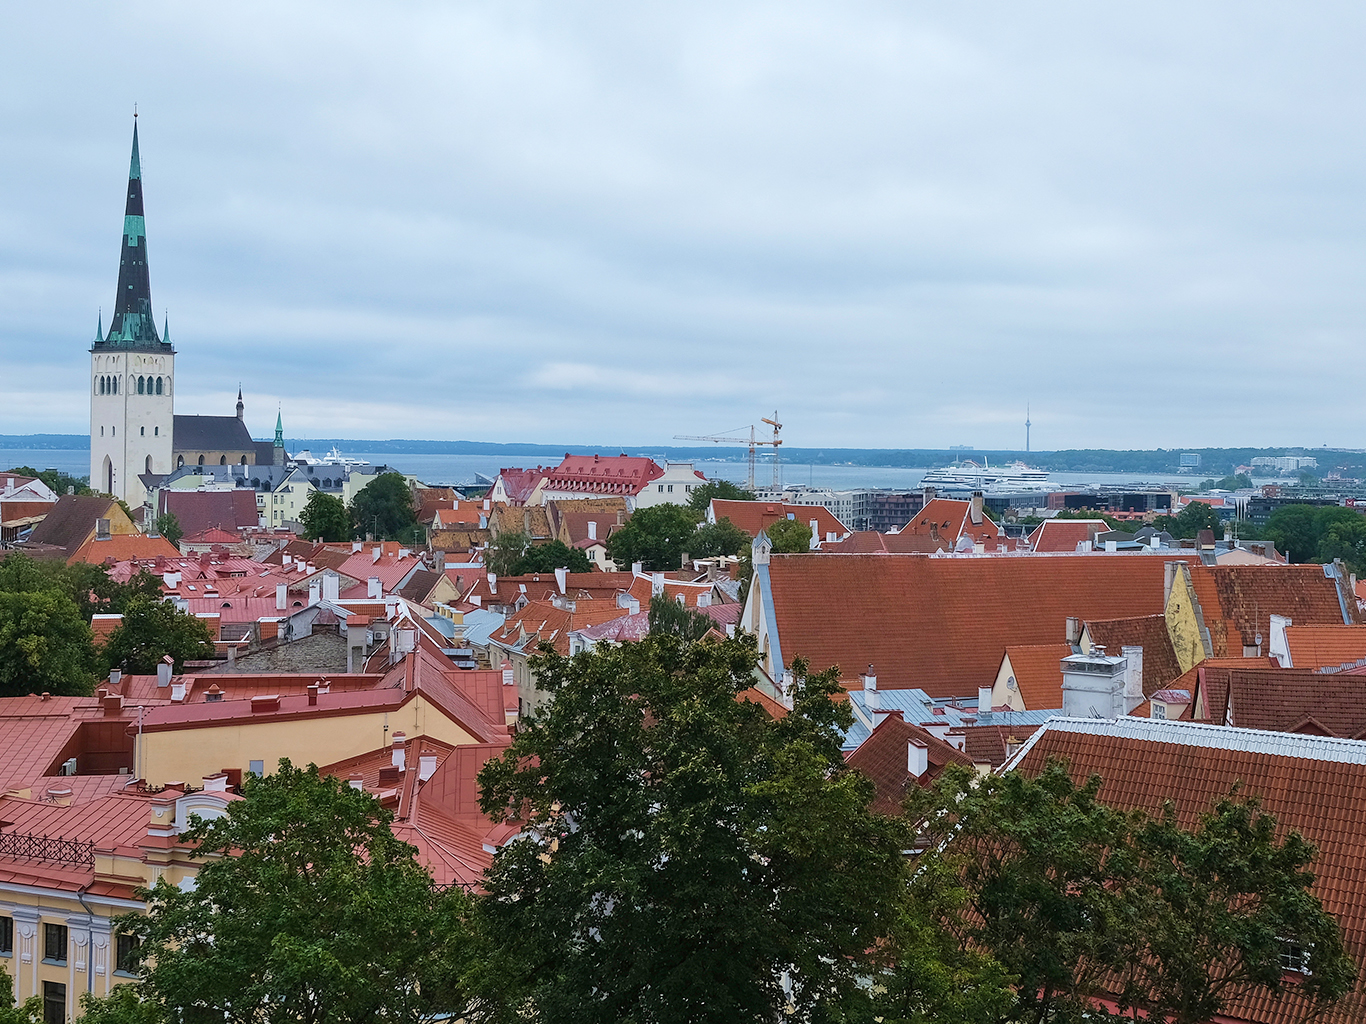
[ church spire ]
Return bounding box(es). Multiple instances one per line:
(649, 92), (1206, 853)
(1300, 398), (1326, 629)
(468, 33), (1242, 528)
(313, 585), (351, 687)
(237, 386), (245, 420)
(101, 117), (165, 349)
(274, 409), (284, 448)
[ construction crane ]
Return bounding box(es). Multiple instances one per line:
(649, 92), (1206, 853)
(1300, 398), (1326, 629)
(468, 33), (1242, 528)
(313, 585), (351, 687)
(675, 412), (783, 491)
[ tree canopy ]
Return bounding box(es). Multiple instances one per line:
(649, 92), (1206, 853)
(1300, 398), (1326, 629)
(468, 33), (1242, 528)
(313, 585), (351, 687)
(765, 517), (812, 553)
(1155, 500), (1223, 539)
(349, 472), (418, 542)
(484, 530), (530, 578)
(101, 595), (215, 674)
(687, 479), (755, 514)
(121, 759), (472, 1024)
(687, 517), (750, 558)
(1264, 503), (1366, 566)
(152, 512), (183, 548)
(299, 489), (353, 542)
(510, 540), (592, 576)
(474, 635), (908, 1023)
(3, 465), (90, 497)
(605, 503), (703, 570)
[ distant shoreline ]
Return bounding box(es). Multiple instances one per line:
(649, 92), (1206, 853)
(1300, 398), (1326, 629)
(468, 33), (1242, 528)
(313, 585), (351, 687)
(0, 434), (1357, 475)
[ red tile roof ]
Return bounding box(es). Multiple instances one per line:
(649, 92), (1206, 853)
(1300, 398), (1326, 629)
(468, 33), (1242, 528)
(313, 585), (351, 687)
(1084, 614), (1184, 693)
(490, 600), (631, 655)
(543, 454), (664, 497)
(763, 553), (1201, 698)
(157, 489), (260, 536)
(821, 531), (948, 554)
(1001, 644), (1075, 710)
(1012, 719), (1366, 1024)
(899, 498), (1002, 546)
(68, 533), (181, 566)
(1217, 667), (1366, 738)
(1284, 625), (1366, 669)
(846, 715), (973, 814)
(1028, 519), (1108, 553)
(709, 499), (850, 540)
(1188, 563), (1355, 657)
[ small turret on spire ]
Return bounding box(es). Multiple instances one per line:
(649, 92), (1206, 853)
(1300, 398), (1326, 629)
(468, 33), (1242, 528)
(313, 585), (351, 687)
(95, 309), (103, 343)
(236, 385), (245, 420)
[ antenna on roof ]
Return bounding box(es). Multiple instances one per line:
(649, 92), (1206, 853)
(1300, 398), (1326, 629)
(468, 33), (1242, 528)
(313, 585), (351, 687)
(133, 103), (138, 119)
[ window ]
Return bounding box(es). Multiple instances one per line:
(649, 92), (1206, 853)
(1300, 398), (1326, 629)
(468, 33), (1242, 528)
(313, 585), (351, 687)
(44, 922), (67, 963)
(1152, 704), (1166, 720)
(0, 915), (11, 954)
(155, 377), (163, 395)
(249, 760), (264, 776)
(667, 485), (673, 492)
(43, 982), (65, 1024)
(141, 426), (145, 436)
(111, 426), (115, 436)
(154, 426), (158, 436)
(137, 376), (145, 394)
(116, 933), (140, 974)
(1281, 938), (1312, 975)
(658, 485), (664, 492)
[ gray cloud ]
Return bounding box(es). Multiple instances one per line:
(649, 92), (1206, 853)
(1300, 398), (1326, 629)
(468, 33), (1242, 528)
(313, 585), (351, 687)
(3, 1), (1366, 450)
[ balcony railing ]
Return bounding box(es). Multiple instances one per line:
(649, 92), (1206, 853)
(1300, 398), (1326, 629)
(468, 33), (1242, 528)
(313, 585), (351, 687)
(0, 831), (95, 866)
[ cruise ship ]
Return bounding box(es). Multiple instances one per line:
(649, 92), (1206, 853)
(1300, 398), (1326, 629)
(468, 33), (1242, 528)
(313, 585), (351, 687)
(920, 459), (1053, 491)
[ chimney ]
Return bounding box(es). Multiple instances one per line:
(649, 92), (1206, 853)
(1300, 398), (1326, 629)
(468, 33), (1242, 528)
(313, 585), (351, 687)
(367, 576), (382, 599)
(651, 572), (665, 597)
(487, 572), (498, 595)
(322, 572), (339, 602)
(479, 513), (488, 529)
(109, 668), (122, 687)
(588, 520), (597, 540)
(204, 684), (224, 702)
(307, 683), (319, 705)
(809, 520), (820, 550)
(1065, 616), (1081, 645)
(632, 561), (643, 575)
(163, 570), (177, 589)
(170, 680), (186, 702)
(156, 656), (173, 688)
(227, 644), (236, 668)
(1121, 645), (1144, 712)
(554, 566), (567, 594)
(434, 550), (446, 573)
(861, 665), (878, 711)
(1060, 648), (1127, 720)
(970, 491), (984, 526)
(348, 775), (365, 791)
(501, 660), (514, 686)
(978, 686), (993, 723)
(308, 581), (321, 606)
(372, 547), (382, 563)
(907, 739), (929, 779)
(102, 693), (124, 716)
(922, 485), (936, 508)
(419, 754), (438, 782)
(283, 554), (293, 566)
(391, 733), (407, 771)
(352, 541), (362, 553)
(276, 584), (288, 610)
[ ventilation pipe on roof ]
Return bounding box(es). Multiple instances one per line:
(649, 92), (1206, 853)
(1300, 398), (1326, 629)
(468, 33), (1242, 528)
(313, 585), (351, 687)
(861, 666), (878, 711)
(391, 733), (406, 771)
(907, 739), (929, 779)
(156, 656), (173, 688)
(307, 683), (318, 705)
(368, 576), (382, 599)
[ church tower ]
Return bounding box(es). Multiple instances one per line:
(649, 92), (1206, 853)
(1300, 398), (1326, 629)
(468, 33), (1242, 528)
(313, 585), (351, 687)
(90, 118), (175, 505)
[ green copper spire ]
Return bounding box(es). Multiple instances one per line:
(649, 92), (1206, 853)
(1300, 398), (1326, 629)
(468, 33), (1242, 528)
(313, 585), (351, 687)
(96, 117), (168, 351)
(129, 118), (141, 180)
(274, 410), (284, 448)
(95, 310), (103, 342)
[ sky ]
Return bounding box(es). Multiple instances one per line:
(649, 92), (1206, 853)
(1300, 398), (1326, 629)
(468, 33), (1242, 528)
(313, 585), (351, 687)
(3, 2), (1366, 451)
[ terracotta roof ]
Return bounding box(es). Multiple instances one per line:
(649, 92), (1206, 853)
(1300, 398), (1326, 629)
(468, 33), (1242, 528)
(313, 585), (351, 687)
(1010, 717), (1366, 1024)
(846, 715), (973, 814)
(1220, 667), (1366, 738)
(490, 600), (631, 655)
(183, 526), (241, 545)
(1028, 519), (1108, 552)
(1083, 614), (1184, 693)
(763, 554), (1199, 698)
(1001, 644), (1075, 710)
(961, 721), (1043, 767)
(1189, 563), (1354, 657)
(1180, 657), (1281, 722)
(709, 499), (850, 540)
(158, 489), (259, 536)
(494, 468), (549, 505)
(542, 454), (664, 497)
(68, 533), (181, 566)
(1284, 625), (1366, 669)
(91, 614), (123, 643)
(822, 531), (948, 554)
(898, 498), (1001, 546)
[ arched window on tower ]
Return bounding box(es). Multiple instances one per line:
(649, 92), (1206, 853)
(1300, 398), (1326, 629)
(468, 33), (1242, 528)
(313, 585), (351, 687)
(241, 456), (248, 465)
(198, 456), (205, 466)
(98, 377), (104, 395)
(220, 456), (228, 466)
(156, 377), (163, 395)
(137, 376), (145, 394)
(146, 455), (153, 474)
(177, 456), (185, 469)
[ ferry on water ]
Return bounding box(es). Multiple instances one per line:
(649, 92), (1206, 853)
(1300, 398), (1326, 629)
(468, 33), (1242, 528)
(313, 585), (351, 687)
(920, 459), (1053, 491)
(292, 446), (371, 468)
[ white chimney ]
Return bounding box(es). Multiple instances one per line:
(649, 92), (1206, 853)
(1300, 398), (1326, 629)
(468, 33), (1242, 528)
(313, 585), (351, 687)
(352, 541), (362, 553)
(109, 669), (122, 687)
(163, 571), (177, 589)
(651, 572), (665, 597)
(348, 775), (364, 791)
(308, 581), (321, 606)
(479, 514), (488, 529)
(554, 566), (568, 594)
(419, 754), (438, 782)
(907, 739), (929, 779)
(372, 547), (382, 563)
(367, 576), (382, 599)
(276, 584), (288, 610)
(978, 686), (993, 722)
(487, 572), (498, 595)
(322, 572), (339, 602)
(588, 520), (598, 540)
(862, 666), (878, 711)
(1121, 645), (1144, 712)
(156, 658), (173, 688)
(283, 553), (293, 566)
(632, 561), (643, 575)
(809, 520), (820, 550)
(391, 733), (406, 770)
(170, 681), (186, 702)
(1061, 648), (1127, 720)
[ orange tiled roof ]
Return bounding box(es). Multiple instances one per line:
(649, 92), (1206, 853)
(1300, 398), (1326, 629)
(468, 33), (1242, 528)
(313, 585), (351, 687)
(846, 715), (972, 814)
(710, 500), (850, 540)
(1084, 614), (1184, 694)
(68, 533), (181, 566)
(1188, 563), (1354, 657)
(1028, 519), (1108, 553)
(1001, 644), (1075, 710)
(898, 498), (1001, 546)
(1284, 625), (1366, 669)
(764, 553), (1200, 698)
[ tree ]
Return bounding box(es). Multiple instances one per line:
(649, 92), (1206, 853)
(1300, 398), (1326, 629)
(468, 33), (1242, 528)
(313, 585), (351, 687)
(120, 759), (473, 1024)
(687, 479), (755, 514)
(647, 593), (715, 641)
(606, 504), (702, 571)
(76, 986), (162, 1023)
(1318, 515), (1366, 576)
(0, 552), (163, 622)
(299, 490), (352, 543)
(765, 517), (812, 553)
(153, 511), (183, 547)
(485, 530), (529, 578)
(511, 540), (592, 576)
(0, 589), (96, 696)
(101, 595), (214, 674)
(1156, 501), (1222, 539)
(473, 636), (909, 1023)
(688, 517), (749, 559)
(0, 965), (41, 1023)
(4, 465), (91, 497)
(897, 761), (1355, 1024)
(349, 472), (417, 542)
(1264, 504), (1365, 564)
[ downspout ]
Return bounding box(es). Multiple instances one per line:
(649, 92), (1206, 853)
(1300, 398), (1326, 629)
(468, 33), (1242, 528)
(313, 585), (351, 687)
(76, 885), (96, 994)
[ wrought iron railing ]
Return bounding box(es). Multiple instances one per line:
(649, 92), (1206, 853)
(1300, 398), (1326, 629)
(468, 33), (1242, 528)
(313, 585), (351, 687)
(0, 831), (95, 866)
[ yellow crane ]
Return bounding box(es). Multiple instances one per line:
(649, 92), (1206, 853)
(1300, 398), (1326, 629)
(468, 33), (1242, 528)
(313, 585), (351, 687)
(675, 412), (783, 491)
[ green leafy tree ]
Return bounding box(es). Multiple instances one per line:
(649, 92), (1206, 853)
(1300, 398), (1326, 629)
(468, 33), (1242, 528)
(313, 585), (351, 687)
(510, 540), (592, 575)
(765, 517), (812, 553)
(485, 530), (529, 578)
(688, 517), (749, 558)
(0, 965), (41, 1023)
(1265, 504), (1365, 564)
(120, 759), (474, 1024)
(298, 490), (353, 542)
(4, 465), (91, 497)
(0, 588), (96, 696)
(646, 593), (715, 641)
(687, 479), (755, 514)
(0, 553), (163, 622)
(474, 636), (909, 1023)
(1155, 501), (1223, 539)
(153, 512), (183, 547)
(606, 503), (703, 571)
(899, 761), (1355, 1024)
(349, 472), (418, 542)
(1318, 516), (1366, 575)
(100, 595), (214, 674)
(76, 986), (162, 1023)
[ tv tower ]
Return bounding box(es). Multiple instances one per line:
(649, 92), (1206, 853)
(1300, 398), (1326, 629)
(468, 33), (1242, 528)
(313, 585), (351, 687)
(1025, 404), (1032, 453)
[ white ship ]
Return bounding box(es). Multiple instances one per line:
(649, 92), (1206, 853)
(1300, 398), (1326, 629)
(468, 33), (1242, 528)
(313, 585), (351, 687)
(291, 446), (370, 469)
(920, 459), (1052, 490)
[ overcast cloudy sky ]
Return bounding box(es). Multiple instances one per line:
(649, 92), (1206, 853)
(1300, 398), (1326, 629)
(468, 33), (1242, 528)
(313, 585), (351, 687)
(3, 2), (1365, 450)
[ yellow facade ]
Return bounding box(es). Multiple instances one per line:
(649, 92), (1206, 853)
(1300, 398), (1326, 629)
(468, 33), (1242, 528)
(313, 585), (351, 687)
(137, 695), (478, 786)
(1163, 562), (1210, 674)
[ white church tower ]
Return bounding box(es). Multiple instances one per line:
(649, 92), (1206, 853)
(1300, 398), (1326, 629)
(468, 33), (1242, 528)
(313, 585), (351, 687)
(90, 116), (174, 505)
